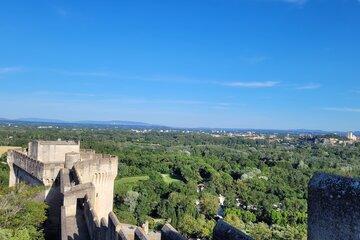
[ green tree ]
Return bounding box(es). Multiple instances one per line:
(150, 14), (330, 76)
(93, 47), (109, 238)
(200, 193), (219, 217)
(0, 184), (47, 240)
(124, 190), (139, 212)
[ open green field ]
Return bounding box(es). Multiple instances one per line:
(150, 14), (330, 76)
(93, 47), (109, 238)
(117, 174), (181, 185)
(0, 146), (20, 156)
(117, 175), (150, 185)
(161, 174), (181, 185)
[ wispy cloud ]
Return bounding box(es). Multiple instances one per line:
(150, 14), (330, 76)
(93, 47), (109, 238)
(29, 90), (239, 109)
(50, 70), (212, 85)
(33, 91), (97, 98)
(296, 83), (321, 90)
(0, 67), (22, 74)
(323, 107), (360, 113)
(240, 55), (268, 65)
(53, 70), (112, 77)
(223, 81), (279, 88)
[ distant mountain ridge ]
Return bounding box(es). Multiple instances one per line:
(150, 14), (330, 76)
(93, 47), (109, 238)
(0, 117), (357, 133)
(76, 120), (153, 126)
(0, 117), (156, 127)
(16, 118), (68, 123)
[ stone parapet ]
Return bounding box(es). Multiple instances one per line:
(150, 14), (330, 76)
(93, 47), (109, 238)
(8, 150), (44, 182)
(80, 149), (117, 162)
(60, 206), (67, 240)
(8, 149), (66, 186)
(108, 212), (121, 240)
(60, 168), (71, 193)
(28, 140), (80, 164)
(308, 172), (360, 240)
(118, 229), (132, 240)
(74, 153), (118, 184)
(74, 152), (118, 220)
(213, 220), (253, 240)
(161, 224), (187, 240)
(83, 196), (101, 239)
(134, 228), (150, 240)
(82, 196), (137, 240)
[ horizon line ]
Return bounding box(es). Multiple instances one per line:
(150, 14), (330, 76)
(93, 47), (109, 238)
(0, 116), (357, 133)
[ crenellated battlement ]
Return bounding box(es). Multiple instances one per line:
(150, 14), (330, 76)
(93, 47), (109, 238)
(8, 150), (45, 182)
(8, 149), (67, 186)
(7, 140), (121, 240)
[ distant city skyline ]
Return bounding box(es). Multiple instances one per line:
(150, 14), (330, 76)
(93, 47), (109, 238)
(1, 0), (360, 131)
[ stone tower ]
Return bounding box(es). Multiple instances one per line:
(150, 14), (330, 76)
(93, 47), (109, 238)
(7, 140), (118, 239)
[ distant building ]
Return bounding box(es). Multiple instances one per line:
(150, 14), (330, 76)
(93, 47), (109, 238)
(347, 132), (357, 141)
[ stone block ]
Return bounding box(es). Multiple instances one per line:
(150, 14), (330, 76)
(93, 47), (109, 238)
(308, 172), (360, 240)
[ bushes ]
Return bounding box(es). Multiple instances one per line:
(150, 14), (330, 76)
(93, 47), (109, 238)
(0, 184), (47, 240)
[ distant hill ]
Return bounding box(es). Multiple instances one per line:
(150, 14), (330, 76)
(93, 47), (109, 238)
(0, 117), (357, 134)
(0, 117), (158, 128)
(76, 120), (153, 126)
(16, 118), (68, 123)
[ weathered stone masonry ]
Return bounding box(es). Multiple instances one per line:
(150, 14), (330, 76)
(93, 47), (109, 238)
(308, 172), (360, 240)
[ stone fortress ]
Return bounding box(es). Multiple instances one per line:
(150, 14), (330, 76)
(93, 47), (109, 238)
(7, 140), (360, 240)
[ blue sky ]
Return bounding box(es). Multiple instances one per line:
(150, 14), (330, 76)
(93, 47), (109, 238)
(1, 0), (360, 130)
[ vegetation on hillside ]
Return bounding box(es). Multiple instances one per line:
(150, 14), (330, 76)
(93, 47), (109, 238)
(0, 154), (47, 240)
(0, 125), (359, 239)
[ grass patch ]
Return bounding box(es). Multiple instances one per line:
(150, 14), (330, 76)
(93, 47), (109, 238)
(0, 146), (20, 156)
(115, 174), (182, 194)
(117, 175), (150, 184)
(161, 174), (181, 185)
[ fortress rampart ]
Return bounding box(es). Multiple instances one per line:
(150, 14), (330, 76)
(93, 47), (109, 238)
(8, 140), (360, 240)
(8, 150), (45, 183)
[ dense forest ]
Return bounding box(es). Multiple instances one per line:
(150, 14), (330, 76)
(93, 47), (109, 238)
(0, 125), (360, 239)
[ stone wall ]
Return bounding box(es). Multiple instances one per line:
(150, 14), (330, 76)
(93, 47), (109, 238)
(83, 197), (101, 240)
(29, 140), (80, 164)
(108, 212), (122, 240)
(82, 196), (135, 240)
(161, 224), (187, 240)
(60, 206), (67, 240)
(75, 152), (118, 220)
(8, 150), (44, 184)
(134, 228), (150, 240)
(8, 149), (65, 187)
(213, 220), (253, 240)
(9, 164), (43, 186)
(308, 172), (360, 240)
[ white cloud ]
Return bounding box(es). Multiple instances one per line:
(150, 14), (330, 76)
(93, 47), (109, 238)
(224, 81), (279, 88)
(296, 83), (321, 90)
(0, 67), (22, 74)
(323, 107), (360, 113)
